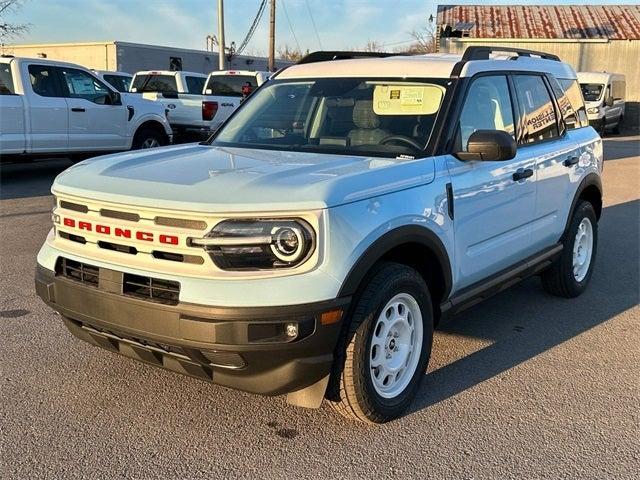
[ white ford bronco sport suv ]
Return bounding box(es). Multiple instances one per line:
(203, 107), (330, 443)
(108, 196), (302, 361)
(36, 47), (603, 423)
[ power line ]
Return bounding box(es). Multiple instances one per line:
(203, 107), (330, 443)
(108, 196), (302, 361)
(304, 0), (323, 50)
(281, 0), (302, 52)
(235, 0), (268, 56)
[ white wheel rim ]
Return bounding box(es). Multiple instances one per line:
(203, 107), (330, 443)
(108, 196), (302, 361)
(141, 138), (160, 148)
(572, 218), (594, 282)
(369, 293), (423, 399)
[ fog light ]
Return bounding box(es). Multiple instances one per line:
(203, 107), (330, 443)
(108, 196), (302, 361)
(285, 322), (298, 339)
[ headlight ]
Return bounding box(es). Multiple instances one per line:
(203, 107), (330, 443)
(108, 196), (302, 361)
(587, 107), (599, 115)
(189, 219), (315, 270)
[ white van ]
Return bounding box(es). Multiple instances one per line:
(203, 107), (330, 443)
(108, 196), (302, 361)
(577, 72), (626, 134)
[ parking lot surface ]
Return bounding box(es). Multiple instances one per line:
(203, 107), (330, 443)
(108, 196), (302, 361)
(1, 136), (638, 479)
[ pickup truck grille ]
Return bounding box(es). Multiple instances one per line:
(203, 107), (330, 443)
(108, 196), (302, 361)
(56, 257), (99, 287)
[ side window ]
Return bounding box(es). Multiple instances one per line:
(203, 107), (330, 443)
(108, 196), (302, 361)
(457, 75), (515, 151)
(28, 64), (62, 97)
(548, 76), (578, 130)
(512, 75), (559, 144)
(185, 76), (206, 94)
(558, 79), (588, 127)
(60, 68), (112, 104)
(0, 63), (15, 94)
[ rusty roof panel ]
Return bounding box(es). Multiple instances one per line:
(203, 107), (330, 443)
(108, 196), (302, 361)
(437, 4), (640, 40)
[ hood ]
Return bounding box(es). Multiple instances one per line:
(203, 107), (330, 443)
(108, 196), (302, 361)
(53, 145), (435, 213)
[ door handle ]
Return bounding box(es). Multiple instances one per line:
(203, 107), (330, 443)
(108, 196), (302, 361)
(70, 107), (86, 112)
(512, 168), (533, 182)
(563, 155), (579, 167)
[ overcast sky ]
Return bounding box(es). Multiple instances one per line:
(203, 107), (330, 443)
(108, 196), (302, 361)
(8, 0), (640, 54)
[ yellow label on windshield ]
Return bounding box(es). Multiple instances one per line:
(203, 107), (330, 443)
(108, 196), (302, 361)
(373, 84), (443, 115)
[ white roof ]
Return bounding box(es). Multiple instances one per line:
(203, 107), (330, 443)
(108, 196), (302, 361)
(93, 70), (132, 77)
(277, 53), (577, 81)
(577, 71), (625, 82)
(134, 70), (208, 78)
(208, 70), (270, 77)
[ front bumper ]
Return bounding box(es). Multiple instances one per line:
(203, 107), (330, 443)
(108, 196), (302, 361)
(35, 264), (349, 397)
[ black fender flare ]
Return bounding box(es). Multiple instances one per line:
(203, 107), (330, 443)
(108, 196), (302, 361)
(337, 225), (453, 301)
(561, 172), (603, 241)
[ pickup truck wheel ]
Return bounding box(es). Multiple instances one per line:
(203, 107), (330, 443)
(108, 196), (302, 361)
(132, 128), (165, 150)
(541, 201), (598, 298)
(612, 116), (623, 135)
(327, 262), (433, 423)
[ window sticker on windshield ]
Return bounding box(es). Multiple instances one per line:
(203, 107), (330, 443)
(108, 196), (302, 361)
(373, 84), (444, 115)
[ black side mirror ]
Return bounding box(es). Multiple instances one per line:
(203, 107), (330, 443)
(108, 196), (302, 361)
(110, 91), (122, 105)
(455, 130), (517, 161)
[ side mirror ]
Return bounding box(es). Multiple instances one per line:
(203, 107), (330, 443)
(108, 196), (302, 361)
(204, 88), (213, 95)
(455, 130), (517, 161)
(110, 91), (122, 105)
(605, 96), (614, 107)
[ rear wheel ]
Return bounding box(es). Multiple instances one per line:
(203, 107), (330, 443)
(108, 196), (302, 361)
(132, 128), (165, 150)
(541, 201), (598, 297)
(327, 263), (433, 423)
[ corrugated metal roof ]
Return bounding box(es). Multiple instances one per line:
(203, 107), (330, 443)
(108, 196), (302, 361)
(437, 4), (640, 40)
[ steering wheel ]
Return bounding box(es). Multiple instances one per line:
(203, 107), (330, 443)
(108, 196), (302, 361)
(380, 135), (423, 150)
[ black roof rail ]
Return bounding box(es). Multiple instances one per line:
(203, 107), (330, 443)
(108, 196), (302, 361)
(462, 46), (560, 62)
(297, 51), (397, 65)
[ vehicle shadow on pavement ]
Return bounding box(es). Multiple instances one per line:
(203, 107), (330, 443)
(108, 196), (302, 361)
(602, 137), (640, 162)
(0, 159), (72, 200)
(409, 199), (640, 415)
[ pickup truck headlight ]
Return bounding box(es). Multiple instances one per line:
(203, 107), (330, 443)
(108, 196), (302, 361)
(189, 219), (315, 270)
(587, 107), (600, 115)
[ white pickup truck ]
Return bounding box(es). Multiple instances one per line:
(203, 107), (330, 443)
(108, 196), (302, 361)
(93, 70), (133, 93)
(130, 69), (270, 141)
(0, 56), (172, 159)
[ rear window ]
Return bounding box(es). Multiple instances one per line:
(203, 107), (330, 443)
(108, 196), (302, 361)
(131, 74), (178, 93)
(185, 76), (206, 94)
(205, 75), (257, 97)
(0, 63), (15, 94)
(103, 74), (132, 92)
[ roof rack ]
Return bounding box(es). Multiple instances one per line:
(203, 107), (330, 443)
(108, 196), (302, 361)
(297, 51), (397, 65)
(462, 46), (560, 62)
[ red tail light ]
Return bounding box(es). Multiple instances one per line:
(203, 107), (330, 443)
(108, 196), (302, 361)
(202, 101), (218, 121)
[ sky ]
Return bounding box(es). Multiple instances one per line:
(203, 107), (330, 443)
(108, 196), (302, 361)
(6, 0), (640, 55)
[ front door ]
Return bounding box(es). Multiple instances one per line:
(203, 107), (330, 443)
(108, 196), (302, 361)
(446, 74), (537, 289)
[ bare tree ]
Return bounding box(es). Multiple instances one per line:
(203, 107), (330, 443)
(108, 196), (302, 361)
(402, 23), (437, 54)
(0, 0), (30, 40)
(363, 40), (382, 52)
(277, 44), (308, 62)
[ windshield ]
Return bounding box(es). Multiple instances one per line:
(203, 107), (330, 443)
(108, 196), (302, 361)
(131, 74), (178, 94)
(103, 74), (132, 92)
(211, 78), (447, 158)
(580, 83), (604, 102)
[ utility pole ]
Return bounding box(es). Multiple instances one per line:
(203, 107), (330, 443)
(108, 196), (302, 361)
(217, 0), (227, 70)
(268, 0), (276, 71)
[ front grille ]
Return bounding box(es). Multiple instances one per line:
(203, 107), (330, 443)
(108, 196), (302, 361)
(123, 273), (180, 305)
(59, 200), (88, 213)
(100, 209), (140, 222)
(56, 258), (98, 287)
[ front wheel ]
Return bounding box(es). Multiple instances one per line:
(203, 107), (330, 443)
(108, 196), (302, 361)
(541, 201), (598, 297)
(327, 263), (433, 423)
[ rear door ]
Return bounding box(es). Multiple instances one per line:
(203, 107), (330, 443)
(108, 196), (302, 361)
(447, 74), (537, 288)
(59, 67), (128, 151)
(0, 62), (26, 154)
(24, 63), (68, 152)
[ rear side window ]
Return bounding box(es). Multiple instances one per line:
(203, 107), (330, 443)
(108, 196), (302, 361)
(28, 64), (62, 97)
(60, 68), (112, 104)
(611, 80), (625, 100)
(185, 76), (206, 94)
(548, 76), (578, 130)
(513, 75), (558, 144)
(131, 74), (178, 93)
(457, 75), (515, 151)
(205, 75), (257, 97)
(103, 74), (132, 92)
(0, 63), (15, 94)
(558, 79), (588, 127)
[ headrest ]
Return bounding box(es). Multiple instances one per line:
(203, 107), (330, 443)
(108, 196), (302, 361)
(352, 100), (380, 129)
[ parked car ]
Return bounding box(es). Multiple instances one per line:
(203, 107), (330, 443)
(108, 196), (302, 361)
(36, 47), (603, 424)
(93, 70), (133, 93)
(130, 70), (212, 141)
(0, 56), (172, 159)
(202, 69), (270, 124)
(578, 71), (626, 134)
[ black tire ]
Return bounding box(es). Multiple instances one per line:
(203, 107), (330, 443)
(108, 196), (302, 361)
(541, 201), (598, 298)
(131, 128), (165, 150)
(326, 262), (434, 424)
(612, 116), (623, 135)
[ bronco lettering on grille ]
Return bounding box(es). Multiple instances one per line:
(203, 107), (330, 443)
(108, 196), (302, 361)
(62, 217), (179, 245)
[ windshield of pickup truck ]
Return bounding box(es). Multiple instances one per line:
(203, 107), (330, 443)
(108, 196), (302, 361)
(131, 74), (177, 94)
(211, 78), (447, 158)
(580, 83), (604, 102)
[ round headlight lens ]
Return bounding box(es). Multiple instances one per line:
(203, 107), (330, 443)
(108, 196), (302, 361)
(271, 226), (304, 261)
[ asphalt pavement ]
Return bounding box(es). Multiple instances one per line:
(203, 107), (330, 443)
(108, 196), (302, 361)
(1, 136), (638, 479)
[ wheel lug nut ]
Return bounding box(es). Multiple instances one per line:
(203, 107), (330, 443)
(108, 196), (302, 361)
(386, 353), (392, 359)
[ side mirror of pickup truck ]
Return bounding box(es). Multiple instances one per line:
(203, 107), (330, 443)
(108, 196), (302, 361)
(110, 91), (122, 106)
(454, 130), (517, 162)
